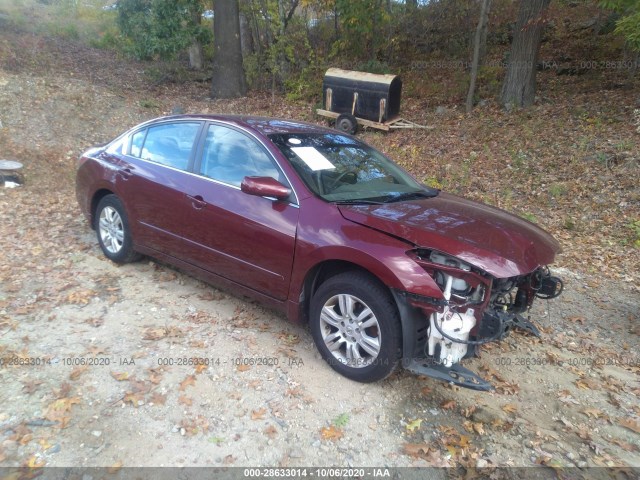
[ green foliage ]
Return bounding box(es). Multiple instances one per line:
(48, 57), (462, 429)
(89, 25), (123, 51)
(332, 413), (349, 427)
(600, 0), (640, 50)
(627, 219), (640, 248)
(139, 98), (161, 109)
(334, 0), (391, 60)
(423, 177), (444, 189)
(242, 0), (324, 99)
(116, 0), (211, 60)
(354, 59), (391, 74)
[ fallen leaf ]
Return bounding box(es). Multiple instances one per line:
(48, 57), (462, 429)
(85, 317), (104, 327)
(575, 377), (599, 390)
(251, 408), (267, 420)
(66, 289), (96, 305)
(609, 438), (638, 452)
(463, 420), (486, 435)
(148, 392), (167, 405)
(123, 392), (144, 407)
(320, 425), (343, 441)
(195, 364), (207, 374)
(44, 397), (80, 428)
(179, 375), (196, 390)
(53, 382), (72, 399)
(38, 438), (53, 450)
(502, 404), (518, 414)
(143, 327), (167, 340)
(277, 331), (300, 345)
(461, 406), (477, 418)
(107, 461), (123, 473)
(69, 366), (88, 380)
(619, 418), (640, 434)
(406, 418), (423, 432)
(178, 396), (193, 406)
(403, 443), (430, 457)
(22, 380), (43, 394)
(420, 386), (433, 396)
(110, 371), (129, 381)
(440, 399), (456, 410)
(25, 455), (45, 468)
(582, 408), (604, 419)
(264, 425), (278, 439)
(472, 422), (486, 435)
(237, 364), (251, 372)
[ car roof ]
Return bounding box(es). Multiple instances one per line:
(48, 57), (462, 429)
(141, 114), (338, 137)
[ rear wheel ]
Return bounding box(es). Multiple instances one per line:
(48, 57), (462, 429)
(95, 194), (140, 264)
(310, 272), (402, 382)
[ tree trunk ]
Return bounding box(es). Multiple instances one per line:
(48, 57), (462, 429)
(211, 0), (247, 98)
(466, 0), (492, 113)
(188, 41), (203, 70)
(500, 0), (550, 109)
(239, 11), (253, 56)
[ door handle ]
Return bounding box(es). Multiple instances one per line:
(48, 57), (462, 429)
(186, 194), (207, 210)
(118, 168), (133, 180)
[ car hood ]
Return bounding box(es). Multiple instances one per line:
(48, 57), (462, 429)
(337, 192), (561, 278)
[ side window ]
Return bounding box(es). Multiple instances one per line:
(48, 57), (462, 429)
(130, 130), (146, 158)
(134, 123), (200, 171)
(200, 124), (283, 187)
(106, 135), (127, 156)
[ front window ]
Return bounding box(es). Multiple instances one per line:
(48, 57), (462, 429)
(200, 124), (284, 187)
(269, 133), (435, 203)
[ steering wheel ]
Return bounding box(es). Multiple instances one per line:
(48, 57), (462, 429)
(327, 170), (358, 191)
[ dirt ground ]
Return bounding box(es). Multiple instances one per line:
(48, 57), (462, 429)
(0, 25), (639, 477)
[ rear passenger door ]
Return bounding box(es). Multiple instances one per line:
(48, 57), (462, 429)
(117, 121), (203, 255)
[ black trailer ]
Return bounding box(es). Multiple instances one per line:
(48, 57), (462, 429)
(316, 68), (428, 133)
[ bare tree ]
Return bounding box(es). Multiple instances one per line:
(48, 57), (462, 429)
(466, 0), (492, 113)
(211, 0), (247, 98)
(500, 0), (551, 109)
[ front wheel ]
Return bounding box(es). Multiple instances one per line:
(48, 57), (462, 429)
(95, 194), (140, 264)
(310, 272), (402, 382)
(335, 114), (358, 135)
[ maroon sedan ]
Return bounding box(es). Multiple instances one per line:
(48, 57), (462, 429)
(76, 115), (563, 390)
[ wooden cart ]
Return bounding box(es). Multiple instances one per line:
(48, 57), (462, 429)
(316, 68), (429, 133)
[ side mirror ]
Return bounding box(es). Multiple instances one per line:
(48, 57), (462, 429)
(241, 176), (292, 201)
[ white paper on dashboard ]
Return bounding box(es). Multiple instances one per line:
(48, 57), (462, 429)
(291, 147), (336, 171)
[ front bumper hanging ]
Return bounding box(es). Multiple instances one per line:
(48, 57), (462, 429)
(405, 358), (494, 391)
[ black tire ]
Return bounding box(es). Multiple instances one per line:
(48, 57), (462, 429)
(94, 194), (141, 264)
(310, 271), (402, 382)
(335, 114), (358, 135)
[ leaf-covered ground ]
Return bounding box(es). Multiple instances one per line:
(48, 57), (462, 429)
(0, 18), (639, 476)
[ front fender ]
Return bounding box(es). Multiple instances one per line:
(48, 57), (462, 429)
(288, 197), (445, 307)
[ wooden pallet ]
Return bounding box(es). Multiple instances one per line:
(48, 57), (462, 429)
(316, 109), (431, 131)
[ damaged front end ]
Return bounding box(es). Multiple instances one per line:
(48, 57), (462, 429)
(397, 249), (563, 391)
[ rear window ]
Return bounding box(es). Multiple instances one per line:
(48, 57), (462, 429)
(131, 122), (201, 171)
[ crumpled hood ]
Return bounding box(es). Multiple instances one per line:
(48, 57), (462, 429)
(338, 192), (561, 278)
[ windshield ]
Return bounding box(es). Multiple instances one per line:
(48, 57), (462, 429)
(269, 133), (437, 203)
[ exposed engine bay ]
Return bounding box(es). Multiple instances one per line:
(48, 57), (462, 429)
(403, 249), (563, 390)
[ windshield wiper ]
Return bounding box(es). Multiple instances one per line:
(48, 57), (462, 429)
(382, 189), (439, 203)
(332, 199), (385, 205)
